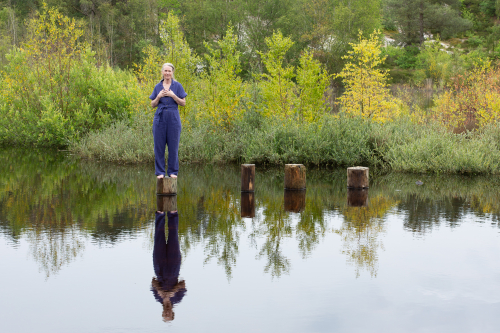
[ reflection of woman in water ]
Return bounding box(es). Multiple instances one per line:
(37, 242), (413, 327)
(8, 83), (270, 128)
(151, 211), (186, 322)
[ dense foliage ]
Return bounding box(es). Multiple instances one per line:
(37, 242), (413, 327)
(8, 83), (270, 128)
(0, 4), (144, 146)
(1, 1), (500, 174)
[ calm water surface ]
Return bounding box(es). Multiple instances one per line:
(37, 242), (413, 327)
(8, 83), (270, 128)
(1, 149), (499, 333)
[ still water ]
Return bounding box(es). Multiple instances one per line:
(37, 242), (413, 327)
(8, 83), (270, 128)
(1, 149), (499, 333)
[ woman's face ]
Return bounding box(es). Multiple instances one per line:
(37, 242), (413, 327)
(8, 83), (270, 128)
(162, 65), (173, 81)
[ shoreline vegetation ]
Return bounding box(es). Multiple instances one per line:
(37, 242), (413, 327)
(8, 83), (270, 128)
(72, 113), (500, 174)
(1, 3), (500, 174)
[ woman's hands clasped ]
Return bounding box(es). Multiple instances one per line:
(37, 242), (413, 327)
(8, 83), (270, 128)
(151, 88), (185, 107)
(165, 89), (177, 98)
(157, 88), (171, 98)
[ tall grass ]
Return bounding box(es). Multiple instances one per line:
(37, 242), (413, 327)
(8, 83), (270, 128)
(70, 113), (500, 174)
(372, 120), (500, 173)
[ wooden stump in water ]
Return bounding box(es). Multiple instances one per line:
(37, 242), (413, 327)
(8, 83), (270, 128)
(241, 192), (255, 218)
(284, 189), (306, 213)
(347, 189), (368, 207)
(157, 195), (177, 212)
(284, 164), (306, 190)
(157, 177), (177, 195)
(347, 166), (369, 189)
(241, 164), (255, 192)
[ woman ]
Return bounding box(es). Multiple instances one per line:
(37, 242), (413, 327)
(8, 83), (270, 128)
(151, 210), (186, 322)
(150, 63), (187, 179)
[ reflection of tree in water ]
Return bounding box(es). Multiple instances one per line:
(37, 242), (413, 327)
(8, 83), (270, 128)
(14, 194), (87, 278)
(377, 173), (500, 232)
(0, 149), (156, 277)
(398, 195), (467, 234)
(28, 226), (86, 278)
(6, 148), (500, 282)
(257, 217), (292, 277)
(336, 196), (399, 278)
(251, 198), (293, 277)
(295, 207), (328, 259)
(195, 189), (244, 280)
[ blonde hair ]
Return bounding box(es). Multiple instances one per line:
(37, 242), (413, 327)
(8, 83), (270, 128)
(161, 63), (175, 80)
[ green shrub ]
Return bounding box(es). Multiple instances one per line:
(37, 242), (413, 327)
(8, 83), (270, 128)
(467, 34), (484, 48)
(72, 113), (153, 163)
(394, 46), (420, 69)
(0, 4), (144, 147)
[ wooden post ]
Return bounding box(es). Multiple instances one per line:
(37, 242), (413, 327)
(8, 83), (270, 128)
(241, 164), (255, 192)
(347, 166), (369, 189)
(347, 189), (368, 207)
(284, 164), (306, 190)
(284, 190), (306, 213)
(157, 177), (177, 195)
(157, 195), (177, 212)
(241, 192), (255, 218)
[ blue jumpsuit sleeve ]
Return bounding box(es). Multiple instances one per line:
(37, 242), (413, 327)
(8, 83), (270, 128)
(150, 84), (159, 100)
(176, 82), (187, 99)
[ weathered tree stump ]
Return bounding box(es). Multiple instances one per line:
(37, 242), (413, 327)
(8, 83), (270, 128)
(241, 164), (255, 192)
(240, 192), (255, 218)
(284, 164), (306, 190)
(284, 189), (306, 213)
(347, 189), (368, 207)
(157, 195), (177, 212)
(347, 166), (369, 189)
(157, 177), (177, 195)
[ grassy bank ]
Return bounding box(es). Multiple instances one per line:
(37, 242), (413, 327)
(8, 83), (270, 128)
(70, 113), (500, 174)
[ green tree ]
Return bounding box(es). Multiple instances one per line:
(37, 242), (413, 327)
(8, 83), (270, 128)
(301, 0), (382, 73)
(257, 31), (297, 119)
(0, 3), (145, 146)
(158, 12), (199, 91)
(200, 24), (247, 130)
(177, 0), (306, 75)
(157, 12), (200, 121)
(413, 38), (462, 85)
(40, 0), (166, 68)
(178, 0), (245, 55)
(384, 0), (472, 45)
(296, 50), (331, 122)
(0, 6), (17, 65)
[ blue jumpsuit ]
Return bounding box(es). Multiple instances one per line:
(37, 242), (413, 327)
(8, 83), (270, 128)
(151, 211), (186, 306)
(150, 80), (187, 177)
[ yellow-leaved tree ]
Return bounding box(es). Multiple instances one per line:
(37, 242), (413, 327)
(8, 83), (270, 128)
(433, 61), (500, 131)
(257, 31), (297, 119)
(200, 24), (247, 130)
(337, 194), (399, 277)
(337, 30), (400, 122)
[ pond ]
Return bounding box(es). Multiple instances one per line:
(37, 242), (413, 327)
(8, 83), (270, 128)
(1, 148), (499, 333)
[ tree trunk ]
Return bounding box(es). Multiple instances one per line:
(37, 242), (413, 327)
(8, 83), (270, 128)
(419, 1), (424, 45)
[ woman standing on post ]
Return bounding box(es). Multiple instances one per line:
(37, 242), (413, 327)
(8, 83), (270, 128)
(150, 63), (187, 179)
